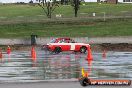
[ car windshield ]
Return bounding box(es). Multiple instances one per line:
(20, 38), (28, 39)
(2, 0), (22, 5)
(50, 39), (56, 43)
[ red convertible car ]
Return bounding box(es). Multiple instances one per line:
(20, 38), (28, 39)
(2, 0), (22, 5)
(43, 38), (90, 54)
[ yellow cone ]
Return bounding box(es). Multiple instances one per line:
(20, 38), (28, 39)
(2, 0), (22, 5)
(81, 68), (89, 77)
(81, 67), (85, 77)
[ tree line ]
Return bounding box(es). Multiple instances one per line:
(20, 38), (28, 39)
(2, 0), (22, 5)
(37, 0), (82, 18)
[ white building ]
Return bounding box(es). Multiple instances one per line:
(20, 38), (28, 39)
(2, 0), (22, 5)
(118, 0), (132, 3)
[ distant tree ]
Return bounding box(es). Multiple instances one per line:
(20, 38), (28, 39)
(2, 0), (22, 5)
(38, 0), (59, 18)
(29, 0), (33, 3)
(71, 0), (80, 17)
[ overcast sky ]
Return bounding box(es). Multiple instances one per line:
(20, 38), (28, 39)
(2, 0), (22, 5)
(0, 0), (97, 3)
(0, 0), (37, 3)
(0, 0), (124, 3)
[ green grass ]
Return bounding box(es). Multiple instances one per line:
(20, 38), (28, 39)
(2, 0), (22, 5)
(0, 4), (43, 17)
(0, 3), (132, 18)
(0, 18), (132, 38)
(0, 3), (132, 38)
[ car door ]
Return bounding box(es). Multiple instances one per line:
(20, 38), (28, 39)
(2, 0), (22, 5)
(58, 39), (70, 51)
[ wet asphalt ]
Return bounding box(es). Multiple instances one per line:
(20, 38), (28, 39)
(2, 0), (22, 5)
(0, 81), (131, 88)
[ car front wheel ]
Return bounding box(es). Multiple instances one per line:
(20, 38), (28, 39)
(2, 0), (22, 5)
(54, 47), (61, 54)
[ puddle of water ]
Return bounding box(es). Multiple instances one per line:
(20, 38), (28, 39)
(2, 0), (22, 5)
(0, 51), (132, 82)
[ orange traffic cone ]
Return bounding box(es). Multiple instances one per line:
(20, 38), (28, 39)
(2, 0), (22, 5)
(7, 46), (11, 55)
(33, 50), (36, 60)
(87, 45), (93, 60)
(102, 50), (106, 58)
(31, 46), (36, 61)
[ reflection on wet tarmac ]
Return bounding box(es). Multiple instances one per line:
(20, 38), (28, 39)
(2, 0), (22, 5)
(0, 51), (132, 82)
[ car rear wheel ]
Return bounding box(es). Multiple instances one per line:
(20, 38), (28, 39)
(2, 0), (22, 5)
(54, 47), (61, 54)
(80, 47), (87, 53)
